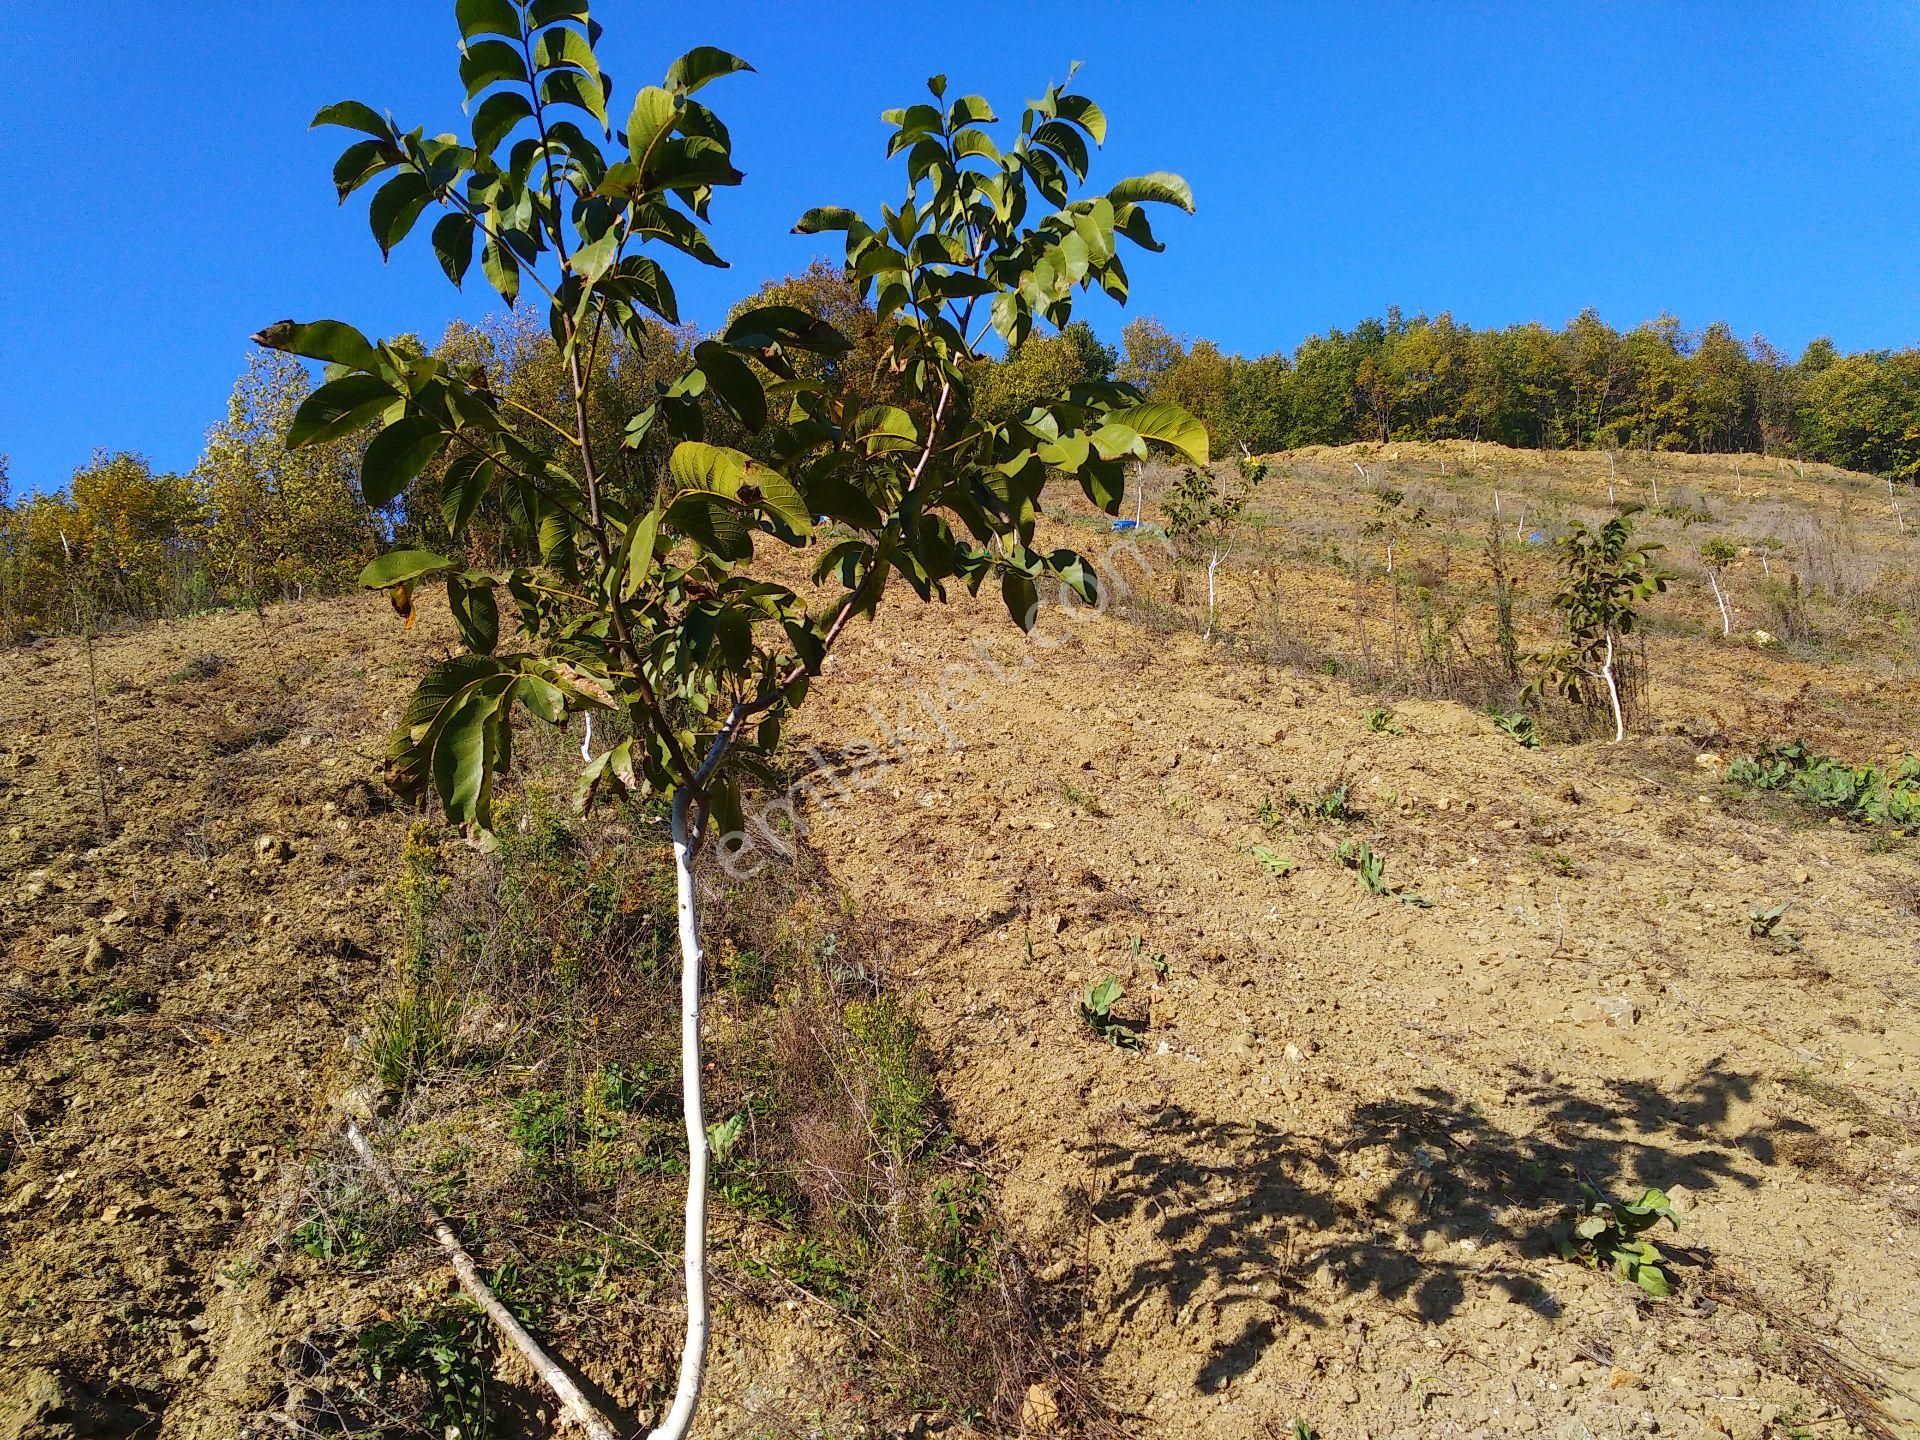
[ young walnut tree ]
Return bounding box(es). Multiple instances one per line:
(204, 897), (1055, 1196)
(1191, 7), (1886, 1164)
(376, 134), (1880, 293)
(258, 3), (1205, 1433)
(1527, 507), (1668, 744)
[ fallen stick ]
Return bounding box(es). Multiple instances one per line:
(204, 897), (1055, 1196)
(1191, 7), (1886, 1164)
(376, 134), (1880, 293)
(345, 1121), (621, 1440)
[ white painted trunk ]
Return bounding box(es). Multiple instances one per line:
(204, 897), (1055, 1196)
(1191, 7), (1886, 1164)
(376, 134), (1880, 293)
(1602, 631), (1625, 744)
(1204, 551), (1221, 639)
(650, 790), (711, 1440)
(1708, 571), (1731, 636)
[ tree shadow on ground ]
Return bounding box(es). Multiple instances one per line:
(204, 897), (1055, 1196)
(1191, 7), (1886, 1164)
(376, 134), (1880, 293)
(1074, 1055), (1792, 1394)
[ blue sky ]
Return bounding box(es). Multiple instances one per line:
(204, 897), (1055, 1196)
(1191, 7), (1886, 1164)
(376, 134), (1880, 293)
(3, 2), (1917, 494)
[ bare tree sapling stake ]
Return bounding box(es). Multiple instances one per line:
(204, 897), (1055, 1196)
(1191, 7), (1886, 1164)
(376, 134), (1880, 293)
(262, 9), (1206, 1433)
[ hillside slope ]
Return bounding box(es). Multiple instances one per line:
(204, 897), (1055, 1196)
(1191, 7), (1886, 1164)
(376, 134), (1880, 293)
(3, 445), (1917, 1440)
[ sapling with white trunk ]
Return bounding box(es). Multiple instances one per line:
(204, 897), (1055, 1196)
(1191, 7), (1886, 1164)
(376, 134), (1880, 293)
(260, 7), (1205, 1433)
(1700, 537), (1737, 637)
(1166, 456), (1264, 639)
(1526, 506), (1668, 743)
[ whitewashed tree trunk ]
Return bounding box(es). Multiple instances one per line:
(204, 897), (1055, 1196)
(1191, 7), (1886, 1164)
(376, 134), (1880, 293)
(1708, 570), (1731, 636)
(1601, 631), (1625, 744)
(651, 789), (711, 1440)
(1204, 549), (1222, 639)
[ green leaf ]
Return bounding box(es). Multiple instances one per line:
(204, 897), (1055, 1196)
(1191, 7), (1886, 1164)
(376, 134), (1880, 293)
(540, 68), (609, 129)
(793, 205), (862, 234)
(1633, 1266), (1673, 1298)
(626, 85), (677, 163)
(526, 0), (590, 27)
(1113, 202), (1164, 253)
(534, 25), (601, 77)
(359, 548), (454, 588)
(456, 0), (521, 40)
(1105, 402), (1209, 465)
(1054, 93), (1107, 145)
(1001, 569), (1039, 631)
(448, 573), (501, 654)
(286, 374), (395, 447)
(431, 212), (476, 286)
(1107, 171), (1195, 212)
(853, 405), (918, 456)
(360, 416), (447, 507)
(481, 239), (521, 304)
(622, 507), (661, 597)
(433, 678), (512, 826)
(312, 100), (389, 137)
(472, 91), (533, 155)
(691, 343), (767, 431)
(251, 319), (379, 372)
(439, 453), (494, 535)
(665, 492), (753, 560)
(460, 39), (529, 98)
(946, 94), (996, 127)
(722, 305), (851, 355)
(332, 139), (395, 200)
(368, 172), (433, 258)
(801, 468), (882, 531)
(665, 45), (752, 95)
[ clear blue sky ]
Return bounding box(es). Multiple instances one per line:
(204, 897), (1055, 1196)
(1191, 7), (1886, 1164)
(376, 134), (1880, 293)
(3, 2), (1917, 494)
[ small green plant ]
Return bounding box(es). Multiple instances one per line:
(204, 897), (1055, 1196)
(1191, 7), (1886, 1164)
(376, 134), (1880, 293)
(1250, 844), (1295, 877)
(1528, 847), (1580, 878)
(1487, 706), (1539, 749)
(1129, 933), (1170, 979)
(1748, 902), (1787, 939)
(1080, 976), (1141, 1049)
(356, 1303), (497, 1440)
(1338, 838), (1388, 893)
(1288, 783), (1357, 822)
(1061, 779), (1109, 817)
(1336, 839), (1429, 907)
(293, 1201), (392, 1270)
(1557, 1182), (1679, 1297)
(1362, 705), (1401, 735)
(364, 984), (460, 1091)
(844, 995), (937, 1158)
(1166, 460), (1265, 639)
(509, 1088), (575, 1167)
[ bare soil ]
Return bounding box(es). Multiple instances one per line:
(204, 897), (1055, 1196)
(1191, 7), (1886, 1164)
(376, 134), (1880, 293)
(3, 445), (1917, 1440)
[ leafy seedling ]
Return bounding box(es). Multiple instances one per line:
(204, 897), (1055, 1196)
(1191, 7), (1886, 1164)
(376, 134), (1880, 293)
(1336, 839), (1430, 907)
(1129, 933), (1170, 979)
(1289, 783), (1358, 822)
(1363, 706), (1402, 735)
(1488, 707), (1540, 749)
(1080, 976), (1142, 1050)
(1251, 844), (1296, 877)
(1557, 1181), (1680, 1297)
(1748, 903), (1787, 939)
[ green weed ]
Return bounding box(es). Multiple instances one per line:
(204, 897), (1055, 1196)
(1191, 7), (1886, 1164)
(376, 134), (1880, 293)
(355, 1303), (496, 1439)
(1363, 706), (1402, 735)
(1080, 976), (1142, 1049)
(1557, 1182), (1679, 1297)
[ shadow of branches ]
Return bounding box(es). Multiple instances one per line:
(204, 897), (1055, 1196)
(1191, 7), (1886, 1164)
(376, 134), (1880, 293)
(1074, 1057), (1781, 1393)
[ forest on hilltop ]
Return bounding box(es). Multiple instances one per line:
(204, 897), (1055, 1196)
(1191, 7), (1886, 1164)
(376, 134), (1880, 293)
(5, 266), (1918, 640)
